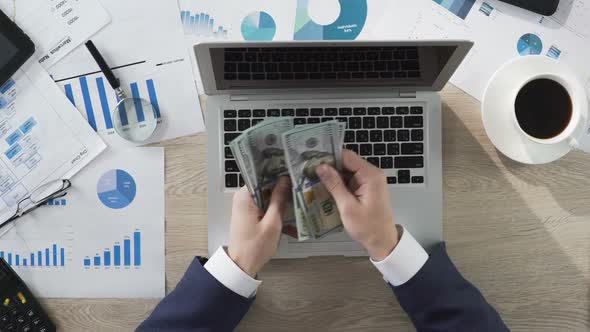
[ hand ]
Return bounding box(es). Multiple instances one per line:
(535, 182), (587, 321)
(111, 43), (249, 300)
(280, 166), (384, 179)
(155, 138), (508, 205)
(227, 177), (291, 277)
(316, 150), (399, 261)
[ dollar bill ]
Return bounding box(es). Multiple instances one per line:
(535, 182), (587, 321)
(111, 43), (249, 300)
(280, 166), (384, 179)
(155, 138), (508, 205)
(246, 117), (293, 209)
(282, 121), (344, 238)
(293, 187), (311, 241)
(230, 118), (307, 239)
(229, 133), (261, 204)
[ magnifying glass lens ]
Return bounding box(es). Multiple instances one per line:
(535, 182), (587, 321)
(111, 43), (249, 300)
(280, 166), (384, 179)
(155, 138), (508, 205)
(112, 98), (158, 143)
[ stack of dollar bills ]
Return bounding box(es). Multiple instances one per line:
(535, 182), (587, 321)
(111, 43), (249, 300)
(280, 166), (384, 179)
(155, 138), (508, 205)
(229, 118), (346, 241)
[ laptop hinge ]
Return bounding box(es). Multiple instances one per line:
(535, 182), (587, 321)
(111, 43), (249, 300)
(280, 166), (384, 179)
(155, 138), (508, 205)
(399, 91), (417, 98)
(230, 95), (249, 101)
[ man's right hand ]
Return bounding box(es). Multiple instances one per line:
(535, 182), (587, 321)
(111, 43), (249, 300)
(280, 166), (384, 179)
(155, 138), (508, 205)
(316, 150), (399, 261)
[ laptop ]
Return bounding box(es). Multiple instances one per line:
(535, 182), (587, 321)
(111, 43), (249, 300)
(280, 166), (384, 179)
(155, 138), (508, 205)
(195, 40), (473, 258)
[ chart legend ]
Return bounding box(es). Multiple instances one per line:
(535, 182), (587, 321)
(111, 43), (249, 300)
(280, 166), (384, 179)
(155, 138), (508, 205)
(547, 45), (562, 59)
(479, 2), (494, 16)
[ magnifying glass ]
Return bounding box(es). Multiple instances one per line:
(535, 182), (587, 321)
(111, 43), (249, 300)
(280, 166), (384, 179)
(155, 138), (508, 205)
(85, 40), (159, 143)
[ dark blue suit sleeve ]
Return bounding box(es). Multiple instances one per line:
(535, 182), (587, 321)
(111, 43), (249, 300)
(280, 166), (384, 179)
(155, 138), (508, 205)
(137, 257), (254, 332)
(392, 243), (509, 332)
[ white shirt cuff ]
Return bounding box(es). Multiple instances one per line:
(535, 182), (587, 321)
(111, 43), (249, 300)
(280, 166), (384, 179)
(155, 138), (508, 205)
(370, 226), (428, 286)
(204, 246), (262, 299)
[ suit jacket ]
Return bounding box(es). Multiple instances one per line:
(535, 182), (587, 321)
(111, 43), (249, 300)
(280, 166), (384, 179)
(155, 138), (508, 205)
(137, 244), (508, 332)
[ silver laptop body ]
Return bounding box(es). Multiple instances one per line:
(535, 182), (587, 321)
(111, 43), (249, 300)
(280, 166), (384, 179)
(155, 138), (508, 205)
(196, 40), (473, 258)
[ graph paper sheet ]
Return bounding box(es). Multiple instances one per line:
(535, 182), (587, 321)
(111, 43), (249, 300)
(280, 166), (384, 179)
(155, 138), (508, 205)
(48, 0), (205, 148)
(0, 147), (165, 298)
(0, 0), (110, 69)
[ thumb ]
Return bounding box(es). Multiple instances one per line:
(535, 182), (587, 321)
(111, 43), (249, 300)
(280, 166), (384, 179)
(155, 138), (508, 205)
(262, 176), (291, 225)
(316, 164), (356, 209)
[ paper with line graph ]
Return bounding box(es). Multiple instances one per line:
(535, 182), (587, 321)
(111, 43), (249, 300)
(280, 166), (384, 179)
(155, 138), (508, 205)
(48, 0), (205, 148)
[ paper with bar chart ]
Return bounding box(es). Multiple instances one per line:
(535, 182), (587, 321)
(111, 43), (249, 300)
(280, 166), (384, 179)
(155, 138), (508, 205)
(0, 148), (164, 298)
(48, 0), (204, 148)
(362, 0), (590, 102)
(0, 0), (110, 69)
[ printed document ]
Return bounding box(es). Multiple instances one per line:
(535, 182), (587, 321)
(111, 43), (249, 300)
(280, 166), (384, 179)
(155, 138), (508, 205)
(0, 60), (105, 215)
(0, 147), (165, 298)
(0, 0), (110, 68)
(49, 0), (205, 148)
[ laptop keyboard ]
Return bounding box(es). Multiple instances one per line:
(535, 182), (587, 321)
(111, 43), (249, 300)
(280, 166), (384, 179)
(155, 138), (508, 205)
(223, 105), (425, 188)
(223, 46), (421, 81)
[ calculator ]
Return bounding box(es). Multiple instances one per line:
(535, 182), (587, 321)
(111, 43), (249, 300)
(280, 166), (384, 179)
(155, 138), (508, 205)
(0, 258), (56, 332)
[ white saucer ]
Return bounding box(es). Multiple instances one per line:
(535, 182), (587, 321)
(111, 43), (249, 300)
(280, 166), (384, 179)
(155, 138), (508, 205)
(481, 56), (573, 164)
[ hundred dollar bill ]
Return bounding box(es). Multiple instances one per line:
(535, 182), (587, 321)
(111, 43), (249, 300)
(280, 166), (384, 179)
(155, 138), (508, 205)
(231, 118), (304, 239)
(247, 117), (293, 210)
(293, 187), (311, 241)
(283, 121), (344, 238)
(229, 133), (261, 204)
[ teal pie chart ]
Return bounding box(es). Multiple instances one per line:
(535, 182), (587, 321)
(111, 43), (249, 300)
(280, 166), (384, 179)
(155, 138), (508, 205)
(97, 169), (137, 209)
(241, 11), (276, 41)
(294, 0), (367, 40)
(517, 33), (543, 56)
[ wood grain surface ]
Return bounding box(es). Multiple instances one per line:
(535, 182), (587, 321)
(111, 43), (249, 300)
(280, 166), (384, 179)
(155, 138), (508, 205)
(44, 85), (590, 331)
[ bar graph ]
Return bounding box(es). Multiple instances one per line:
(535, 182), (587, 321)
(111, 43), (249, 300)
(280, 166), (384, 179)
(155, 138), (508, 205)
(45, 198), (67, 206)
(180, 10), (228, 38)
(432, 0), (475, 20)
(61, 75), (161, 133)
(0, 243), (66, 268)
(83, 230), (142, 269)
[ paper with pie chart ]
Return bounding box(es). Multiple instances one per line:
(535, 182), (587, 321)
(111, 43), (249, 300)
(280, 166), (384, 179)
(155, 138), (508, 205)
(177, 0), (381, 92)
(0, 148), (165, 298)
(360, 0), (590, 102)
(177, 0), (372, 42)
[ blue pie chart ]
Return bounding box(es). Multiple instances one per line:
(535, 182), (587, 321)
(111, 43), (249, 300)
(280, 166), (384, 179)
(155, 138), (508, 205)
(241, 11), (276, 41)
(97, 169), (137, 209)
(517, 33), (543, 56)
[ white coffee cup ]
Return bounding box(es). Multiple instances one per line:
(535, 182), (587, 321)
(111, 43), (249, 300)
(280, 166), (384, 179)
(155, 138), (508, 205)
(482, 56), (590, 164)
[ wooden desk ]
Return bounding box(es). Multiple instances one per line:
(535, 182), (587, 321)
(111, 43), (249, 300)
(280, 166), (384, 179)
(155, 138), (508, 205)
(45, 85), (590, 331)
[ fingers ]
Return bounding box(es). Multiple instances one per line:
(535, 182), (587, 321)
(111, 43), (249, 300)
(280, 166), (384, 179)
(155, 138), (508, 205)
(262, 176), (291, 226)
(232, 186), (261, 220)
(343, 149), (376, 176)
(316, 164), (357, 209)
(342, 149), (381, 185)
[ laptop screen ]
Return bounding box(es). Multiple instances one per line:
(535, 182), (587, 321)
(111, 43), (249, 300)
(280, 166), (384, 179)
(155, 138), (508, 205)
(208, 44), (458, 91)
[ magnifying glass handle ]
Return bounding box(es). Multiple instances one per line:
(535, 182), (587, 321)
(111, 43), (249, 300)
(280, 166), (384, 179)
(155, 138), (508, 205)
(85, 40), (120, 90)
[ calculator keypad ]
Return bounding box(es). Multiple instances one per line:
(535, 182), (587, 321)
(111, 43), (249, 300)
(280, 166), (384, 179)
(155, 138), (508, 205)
(0, 291), (54, 332)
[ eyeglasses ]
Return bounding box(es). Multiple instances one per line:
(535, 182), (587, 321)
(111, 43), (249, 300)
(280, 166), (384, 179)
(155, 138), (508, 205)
(0, 179), (71, 236)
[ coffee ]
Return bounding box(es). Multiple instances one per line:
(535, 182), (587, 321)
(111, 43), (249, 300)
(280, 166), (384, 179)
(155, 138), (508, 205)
(515, 78), (572, 139)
